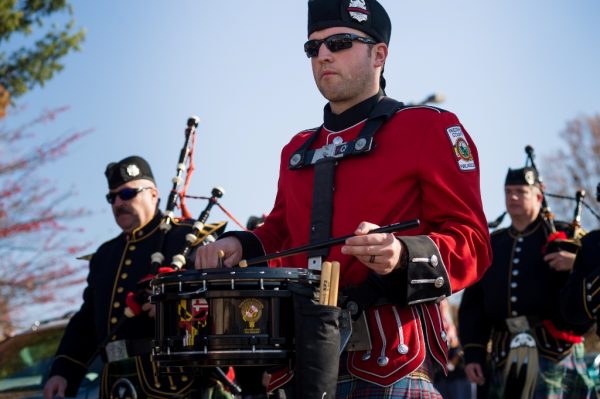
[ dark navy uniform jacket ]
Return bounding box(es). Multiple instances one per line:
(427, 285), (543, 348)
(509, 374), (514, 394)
(459, 216), (593, 368)
(48, 212), (212, 397)
(560, 229), (600, 334)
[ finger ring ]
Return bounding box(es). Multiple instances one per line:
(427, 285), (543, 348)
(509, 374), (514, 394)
(369, 255), (376, 263)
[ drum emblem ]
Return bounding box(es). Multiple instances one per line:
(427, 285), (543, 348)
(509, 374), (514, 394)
(178, 298), (208, 346)
(240, 298), (263, 331)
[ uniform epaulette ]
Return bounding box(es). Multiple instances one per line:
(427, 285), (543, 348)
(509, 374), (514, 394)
(396, 105), (448, 114)
(293, 127), (320, 139)
(76, 252), (95, 261)
(191, 221), (228, 246)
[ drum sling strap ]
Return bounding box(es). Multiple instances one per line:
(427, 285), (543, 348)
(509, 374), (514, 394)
(285, 98), (405, 398)
(288, 97), (405, 270)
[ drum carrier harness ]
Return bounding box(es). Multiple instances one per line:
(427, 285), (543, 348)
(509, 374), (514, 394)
(288, 97), (406, 271)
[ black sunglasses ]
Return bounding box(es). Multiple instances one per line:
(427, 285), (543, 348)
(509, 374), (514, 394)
(106, 186), (152, 204)
(304, 33), (377, 58)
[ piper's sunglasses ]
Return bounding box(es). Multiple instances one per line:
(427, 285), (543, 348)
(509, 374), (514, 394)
(106, 186), (152, 204)
(304, 33), (377, 58)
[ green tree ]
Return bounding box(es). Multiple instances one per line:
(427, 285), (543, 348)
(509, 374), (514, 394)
(0, 0), (85, 113)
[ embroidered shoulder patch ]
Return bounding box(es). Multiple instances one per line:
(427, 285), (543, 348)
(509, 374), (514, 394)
(446, 126), (476, 171)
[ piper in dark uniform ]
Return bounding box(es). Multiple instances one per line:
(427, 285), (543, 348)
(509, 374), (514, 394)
(43, 156), (230, 399)
(560, 228), (600, 336)
(458, 167), (595, 399)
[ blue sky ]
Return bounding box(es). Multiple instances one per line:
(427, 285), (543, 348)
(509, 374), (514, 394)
(7, 1), (600, 303)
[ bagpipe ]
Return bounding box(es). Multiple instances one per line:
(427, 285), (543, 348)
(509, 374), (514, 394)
(123, 116), (228, 316)
(102, 117), (240, 396)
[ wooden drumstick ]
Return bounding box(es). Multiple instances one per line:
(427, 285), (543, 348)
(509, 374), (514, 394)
(319, 261), (332, 305)
(328, 261), (340, 307)
(217, 250), (225, 268)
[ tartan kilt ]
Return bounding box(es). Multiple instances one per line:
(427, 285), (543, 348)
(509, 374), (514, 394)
(486, 342), (596, 399)
(336, 352), (443, 399)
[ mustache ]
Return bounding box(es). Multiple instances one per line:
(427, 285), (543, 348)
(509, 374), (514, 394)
(115, 206), (134, 217)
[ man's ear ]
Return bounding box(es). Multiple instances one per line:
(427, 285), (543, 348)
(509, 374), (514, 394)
(151, 187), (160, 203)
(536, 189), (544, 203)
(373, 43), (388, 68)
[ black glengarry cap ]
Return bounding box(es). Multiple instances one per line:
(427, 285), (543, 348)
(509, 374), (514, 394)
(308, 0), (392, 45)
(105, 155), (155, 190)
(505, 167), (540, 186)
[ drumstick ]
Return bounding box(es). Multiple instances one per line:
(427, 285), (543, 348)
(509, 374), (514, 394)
(319, 262), (332, 305)
(328, 261), (340, 306)
(238, 218), (419, 267)
(217, 250), (225, 268)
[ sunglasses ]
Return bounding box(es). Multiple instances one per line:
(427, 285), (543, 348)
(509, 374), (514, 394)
(304, 33), (377, 58)
(106, 186), (152, 204)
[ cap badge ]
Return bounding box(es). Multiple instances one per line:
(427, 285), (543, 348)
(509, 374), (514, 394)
(525, 171), (535, 185)
(348, 0), (369, 23)
(126, 164), (140, 177)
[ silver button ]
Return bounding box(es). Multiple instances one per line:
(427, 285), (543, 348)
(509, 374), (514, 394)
(398, 344), (409, 355)
(501, 351), (506, 357)
(511, 296), (517, 303)
(513, 258), (520, 264)
(332, 136), (343, 145)
(517, 237), (524, 242)
(361, 352), (371, 361)
(355, 138), (367, 151)
(434, 277), (445, 288)
(290, 153), (301, 166)
(511, 282), (518, 289)
(587, 295), (593, 302)
(430, 255), (439, 267)
(511, 311), (518, 316)
(512, 269), (520, 276)
(377, 356), (389, 367)
(515, 247), (522, 252)
(587, 283), (592, 290)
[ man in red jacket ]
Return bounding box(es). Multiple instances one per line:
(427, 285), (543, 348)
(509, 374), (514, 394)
(196, 0), (491, 397)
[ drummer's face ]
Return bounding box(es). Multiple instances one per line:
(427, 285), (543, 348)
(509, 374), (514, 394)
(109, 179), (158, 234)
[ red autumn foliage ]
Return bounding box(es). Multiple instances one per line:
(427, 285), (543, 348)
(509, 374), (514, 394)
(542, 114), (600, 230)
(0, 106), (92, 338)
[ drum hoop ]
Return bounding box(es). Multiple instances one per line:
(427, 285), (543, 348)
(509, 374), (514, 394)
(150, 267), (319, 287)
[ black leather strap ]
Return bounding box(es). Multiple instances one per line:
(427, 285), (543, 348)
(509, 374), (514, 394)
(305, 98), (405, 261)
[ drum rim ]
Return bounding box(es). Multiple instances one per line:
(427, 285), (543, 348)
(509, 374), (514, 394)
(150, 267), (319, 286)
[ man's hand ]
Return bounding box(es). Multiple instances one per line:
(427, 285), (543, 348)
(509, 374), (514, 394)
(43, 375), (67, 399)
(194, 236), (243, 269)
(141, 301), (156, 318)
(341, 221), (402, 275)
(465, 363), (485, 385)
(543, 250), (576, 272)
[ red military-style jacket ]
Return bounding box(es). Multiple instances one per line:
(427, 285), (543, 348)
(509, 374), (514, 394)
(235, 94), (491, 387)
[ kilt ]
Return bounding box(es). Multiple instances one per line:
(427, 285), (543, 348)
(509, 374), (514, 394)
(336, 352), (443, 399)
(486, 343), (596, 399)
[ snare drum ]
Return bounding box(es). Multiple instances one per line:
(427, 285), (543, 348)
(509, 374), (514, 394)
(150, 267), (319, 369)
